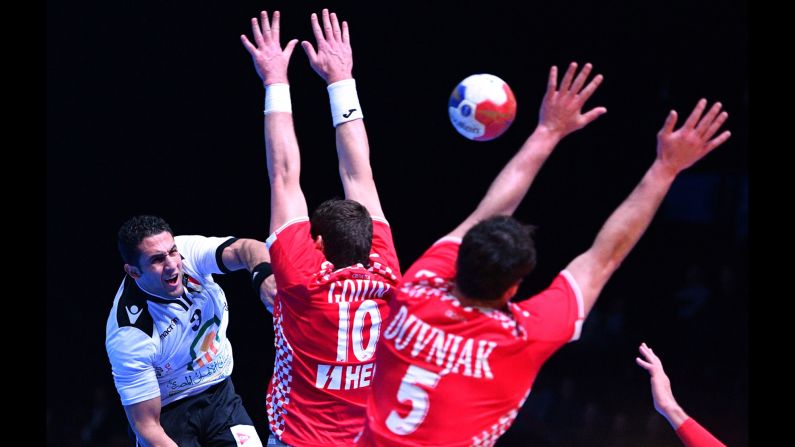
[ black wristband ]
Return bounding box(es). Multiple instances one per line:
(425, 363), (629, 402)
(251, 262), (273, 292)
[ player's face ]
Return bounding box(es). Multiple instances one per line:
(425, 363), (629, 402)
(133, 232), (184, 298)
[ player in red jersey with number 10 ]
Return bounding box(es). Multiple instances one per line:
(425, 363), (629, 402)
(241, 8), (401, 447)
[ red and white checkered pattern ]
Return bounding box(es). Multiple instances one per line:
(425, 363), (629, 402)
(266, 302), (294, 438)
(469, 408), (519, 447)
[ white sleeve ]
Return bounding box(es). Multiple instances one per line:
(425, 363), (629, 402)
(174, 235), (235, 276)
(105, 327), (160, 406)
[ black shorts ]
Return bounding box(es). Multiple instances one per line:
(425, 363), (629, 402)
(144, 378), (262, 447)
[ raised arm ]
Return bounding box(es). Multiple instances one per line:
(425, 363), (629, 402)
(241, 11), (308, 232)
(636, 343), (727, 447)
(448, 62), (607, 239)
(301, 9), (385, 219)
(566, 99), (730, 317)
(124, 397), (178, 447)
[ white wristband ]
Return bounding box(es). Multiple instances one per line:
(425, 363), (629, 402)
(327, 79), (363, 127)
(264, 83), (292, 115)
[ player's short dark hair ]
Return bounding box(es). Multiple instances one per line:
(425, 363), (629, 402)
(117, 215), (173, 267)
(310, 199), (373, 268)
(455, 216), (537, 301)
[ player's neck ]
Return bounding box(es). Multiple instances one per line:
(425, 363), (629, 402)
(452, 285), (508, 311)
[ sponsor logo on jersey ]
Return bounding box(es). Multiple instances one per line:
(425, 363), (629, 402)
(126, 305), (143, 324)
(188, 314), (222, 371)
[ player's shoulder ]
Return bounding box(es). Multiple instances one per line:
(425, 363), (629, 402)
(110, 276), (155, 337)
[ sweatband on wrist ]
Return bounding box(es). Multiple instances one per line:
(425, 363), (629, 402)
(250, 262), (273, 292)
(327, 78), (363, 127)
(264, 83), (292, 115)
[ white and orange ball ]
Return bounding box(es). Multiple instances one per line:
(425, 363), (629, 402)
(448, 74), (517, 141)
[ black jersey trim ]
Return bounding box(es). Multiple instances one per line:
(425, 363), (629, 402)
(117, 276), (155, 335)
(215, 237), (239, 274)
(146, 293), (191, 311)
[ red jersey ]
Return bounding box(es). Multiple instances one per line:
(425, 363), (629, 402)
(361, 237), (584, 447)
(264, 217), (401, 446)
(676, 418), (727, 447)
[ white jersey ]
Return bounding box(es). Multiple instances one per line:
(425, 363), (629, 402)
(105, 235), (238, 407)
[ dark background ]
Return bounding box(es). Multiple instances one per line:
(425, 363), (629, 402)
(47, 0), (748, 445)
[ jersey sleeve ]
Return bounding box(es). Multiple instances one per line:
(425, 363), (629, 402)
(676, 418), (727, 447)
(174, 235), (237, 276)
(265, 218), (322, 291)
(403, 236), (462, 282)
(369, 218), (401, 283)
(516, 270), (585, 343)
(105, 327), (160, 406)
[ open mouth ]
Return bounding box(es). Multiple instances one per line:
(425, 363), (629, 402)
(165, 273), (179, 286)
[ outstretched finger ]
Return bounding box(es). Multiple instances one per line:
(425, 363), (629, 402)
(301, 40), (318, 65)
(683, 98), (708, 129)
(636, 357), (653, 371)
(660, 110), (678, 135)
(251, 17), (265, 46)
(581, 106), (607, 126)
(578, 73), (604, 102)
(560, 61), (578, 93)
(240, 34), (257, 55)
(330, 11), (342, 41)
(283, 39), (299, 61)
(310, 12), (324, 44)
(322, 9), (334, 41)
(546, 65), (559, 94)
(705, 130), (732, 153)
(342, 21), (350, 45)
(570, 63), (593, 95)
(703, 111), (729, 141)
(271, 10), (281, 43)
(696, 101), (722, 136)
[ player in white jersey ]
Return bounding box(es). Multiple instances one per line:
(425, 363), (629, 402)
(240, 9), (401, 446)
(106, 214), (277, 446)
(361, 63), (732, 446)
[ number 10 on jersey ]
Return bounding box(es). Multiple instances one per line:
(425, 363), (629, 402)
(315, 300), (382, 391)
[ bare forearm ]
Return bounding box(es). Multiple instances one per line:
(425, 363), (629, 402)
(223, 238), (270, 272)
(134, 424), (179, 447)
(265, 111), (309, 229)
(456, 125), (561, 230)
(334, 117), (386, 217)
(265, 112), (302, 186)
(659, 402), (689, 430)
(590, 161), (676, 275)
(336, 119), (372, 180)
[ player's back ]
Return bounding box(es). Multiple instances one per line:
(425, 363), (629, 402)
(361, 239), (582, 446)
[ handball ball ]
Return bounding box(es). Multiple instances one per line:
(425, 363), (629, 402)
(448, 74), (517, 141)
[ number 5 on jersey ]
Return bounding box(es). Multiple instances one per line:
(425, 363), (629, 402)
(385, 365), (442, 435)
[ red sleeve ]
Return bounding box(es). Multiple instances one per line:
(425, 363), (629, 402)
(266, 218), (324, 291)
(370, 218), (402, 282)
(516, 271), (585, 343)
(676, 418), (727, 447)
(403, 237), (461, 283)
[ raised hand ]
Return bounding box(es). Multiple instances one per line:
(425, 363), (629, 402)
(240, 10), (299, 85)
(656, 99), (731, 175)
(635, 342), (680, 418)
(538, 62), (607, 138)
(301, 8), (353, 84)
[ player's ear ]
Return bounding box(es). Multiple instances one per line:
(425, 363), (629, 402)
(501, 283), (520, 302)
(313, 235), (324, 251)
(125, 264), (141, 279)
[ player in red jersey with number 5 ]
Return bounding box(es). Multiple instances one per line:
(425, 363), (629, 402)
(241, 9), (400, 447)
(360, 61), (731, 446)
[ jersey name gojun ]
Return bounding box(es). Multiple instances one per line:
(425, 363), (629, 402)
(265, 217), (401, 446)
